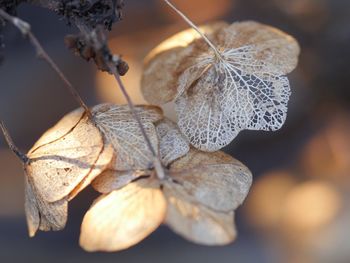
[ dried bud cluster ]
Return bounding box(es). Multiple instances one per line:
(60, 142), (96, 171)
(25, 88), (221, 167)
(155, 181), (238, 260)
(56, 0), (124, 30)
(0, 0), (125, 69)
(64, 27), (129, 75)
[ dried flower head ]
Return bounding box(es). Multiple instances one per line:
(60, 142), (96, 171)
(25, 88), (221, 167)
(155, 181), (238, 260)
(79, 119), (252, 251)
(142, 21), (300, 151)
(24, 104), (162, 236)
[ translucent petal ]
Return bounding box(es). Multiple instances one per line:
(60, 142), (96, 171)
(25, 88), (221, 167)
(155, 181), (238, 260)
(92, 104), (163, 170)
(24, 176), (67, 237)
(175, 53), (291, 151)
(169, 149), (252, 211)
(163, 181), (236, 246)
(27, 110), (110, 202)
(92, 169), (149, 194)
(80, 179), (166, 252)
(216, 21), (300, 75)
(141, 22), (229, 105)
(156, 118), (189, 166)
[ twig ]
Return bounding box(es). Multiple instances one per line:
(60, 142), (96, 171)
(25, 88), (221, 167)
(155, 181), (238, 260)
(0, 8), (92, 118)
(0, 120), (29, 164)
(108, 61), (165, 179)
(79, 25), (166, 178)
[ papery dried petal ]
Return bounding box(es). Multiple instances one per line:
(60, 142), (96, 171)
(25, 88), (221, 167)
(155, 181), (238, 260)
(169, 149), (252, 211)
(163, 182), (236, 245)
(156, 118), (189, 166)
(92, 104), (163, 170)
(216, 21), (300, 75)
(141, 22), (229, 105)
(92, 169), (148, 194)
(27, 109), (110, 203)
(80, 179), (166, 252)
(24, 176), (67, 237)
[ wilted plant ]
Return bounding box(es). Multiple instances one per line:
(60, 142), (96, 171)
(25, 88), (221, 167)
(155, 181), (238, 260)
(0, 0), (299, 252)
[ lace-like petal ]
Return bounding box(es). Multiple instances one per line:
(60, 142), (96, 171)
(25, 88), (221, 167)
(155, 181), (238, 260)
(141, 22), (229, 105)
(156, 118), (189, 166)
(169, 149), (252, 211)
(92, 104), (163, 170)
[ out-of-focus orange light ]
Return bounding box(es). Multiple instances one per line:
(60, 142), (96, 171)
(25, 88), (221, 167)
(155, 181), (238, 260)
(96, 56), (146, 104)
(244, 171), (297, 229)
(301, 114), (350, 182)
(157, 0), (234, 23)
(282, 181), (341, 231)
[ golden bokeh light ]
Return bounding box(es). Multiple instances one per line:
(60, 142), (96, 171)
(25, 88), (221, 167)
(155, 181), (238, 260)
(282, 181), (341, 231)
(301, 114), (350, 182)
(156, 0), (234, 23)
(96, 56), (146, 104)
(244, 170), (297, 229)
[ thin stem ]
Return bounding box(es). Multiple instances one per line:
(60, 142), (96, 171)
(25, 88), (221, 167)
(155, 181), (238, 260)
(163, 0), (222, 59)
(107, 61), (165, 179)
(0, 9), (92, 118)
(0, 120), (29, 164)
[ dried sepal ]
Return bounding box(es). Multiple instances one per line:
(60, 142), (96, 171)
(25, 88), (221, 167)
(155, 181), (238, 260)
(141, 20), (300, 151)
(141, 22), (228, 105)
(26, 109), (112, 203)
(92, 104), (163, 170)
(68, 143), (115, 200)
(156, 118), (189, 166)
(24, 176), (68, 237)
(92, 169), (148, 194)
(169, 149), (252, 211)
(215, 21), (300, 75)
(164, 183), (236, 245)
(81, 150), (251, 250)
(80, 179), (166, 252)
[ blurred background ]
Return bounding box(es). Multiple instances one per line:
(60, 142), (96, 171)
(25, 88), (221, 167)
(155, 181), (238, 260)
(0, 0), (350, 262)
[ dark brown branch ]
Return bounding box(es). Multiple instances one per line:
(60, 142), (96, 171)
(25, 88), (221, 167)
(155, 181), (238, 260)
(0, 120), (29, 164)
(0, 8), (92, 118)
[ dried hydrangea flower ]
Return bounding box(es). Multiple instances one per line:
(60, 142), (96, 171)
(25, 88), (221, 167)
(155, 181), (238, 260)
(142, 21), (300, 151)
(24, 104), (162, 236)
(79, 119), (252, 251)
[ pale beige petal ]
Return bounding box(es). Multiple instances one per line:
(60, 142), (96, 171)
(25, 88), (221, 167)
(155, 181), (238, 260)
(30, 108), (85, 150)
(170, 149), (252, 211)
(164, 182), (236, 246)
(156, 118), (189, 166)
(27, 113), (104, 202)
(68, 144), (114, 200)
(141, 22), (229, 105)
(24, 176), (68, 237)
(92, 169), (149, 194)
(80, 179), (166, 252)
(176, 32), (294, 151)
(216, 21), (300, 74)
(92, 104), (163, 170)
